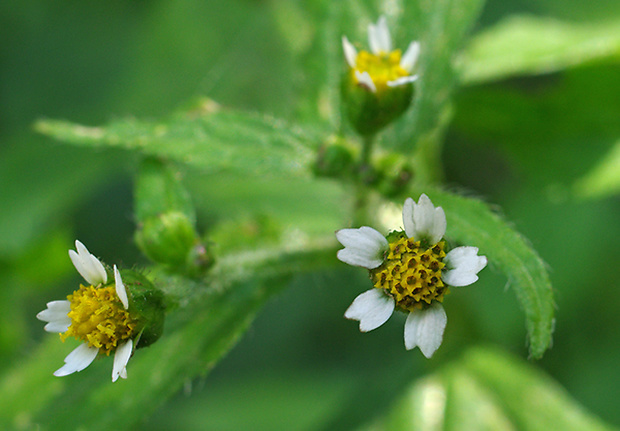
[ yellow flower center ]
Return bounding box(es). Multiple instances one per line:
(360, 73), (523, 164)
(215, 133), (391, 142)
(61, 284), (136, 355)
(371, 235), (448, 312)
(353, 49), (409, 91)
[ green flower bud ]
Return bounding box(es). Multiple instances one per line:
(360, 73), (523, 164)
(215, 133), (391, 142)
(313, 138), (356, 179)
(135, 211), (202, 269)
(375, 153), (414, 197)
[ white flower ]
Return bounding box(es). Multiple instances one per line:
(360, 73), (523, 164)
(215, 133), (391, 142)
(37, 240), (135, 382)
(342, 16), (420, 93)
(336, 194), (487, 358)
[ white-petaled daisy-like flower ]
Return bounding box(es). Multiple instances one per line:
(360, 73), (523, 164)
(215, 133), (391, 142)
(37, 240), (164, 382)
(342, 16), (420, 93)
(336, 194), (487, 358)
(341, 16), (421, 136)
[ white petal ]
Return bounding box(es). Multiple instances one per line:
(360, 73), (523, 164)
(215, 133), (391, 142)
(69, 240), (107, 286)
(387, 75), (418, 87)
(37, 300), (72, 333)
(37, 308), (70, 322)
(402, 197), (415, 238)
(112, 339), (133, 382)
(354, 70), (377, 93)
(404, 303), (447, 358)
(36, 300), (70, 322)
(442, 247), (487, 287)
(44, 320), (71, 333)
(403, 194), (446, 245)
(114, 265), (129, 309)
(368, 16), (391, 54)
(336, 226), (388, 269)
(400, 41), (421, 72)
(345, 289), (395, 332)
(46, 300), (71, 311)
(53, 343), (98, 376)
(342, 36), (357, 68)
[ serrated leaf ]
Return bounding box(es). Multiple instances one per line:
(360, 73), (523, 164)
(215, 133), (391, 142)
(406, 189), (554, 359)
(383, 347), (617, 431)
(461, 15), (620, 85)
(35, 104), (319, 178)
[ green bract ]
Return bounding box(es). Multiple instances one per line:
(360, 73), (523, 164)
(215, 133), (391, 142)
(120, 269), (166, 349)
(341, 74), (414, 136)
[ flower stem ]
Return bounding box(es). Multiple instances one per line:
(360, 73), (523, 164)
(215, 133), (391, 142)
(353, 134), (376, 225)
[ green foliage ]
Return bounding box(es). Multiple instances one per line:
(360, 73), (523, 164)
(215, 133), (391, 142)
(0, 240), (334, 430)
(383, 347), (617, 431)
(461, 15), (620, 84)
(1, 0), (619, 429)
(35, 103), (320, 178)
(134, 158), (196, 223)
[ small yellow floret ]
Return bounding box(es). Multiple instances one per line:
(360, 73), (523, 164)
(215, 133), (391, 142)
(62, 284), (136, 355)
(353, 50), (409, 91)
(371, 236), (448, 312)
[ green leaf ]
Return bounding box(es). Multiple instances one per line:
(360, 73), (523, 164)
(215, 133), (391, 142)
(384, 347), (617, 431)
(378, 0), (486, 183)
(35, 102), (320, 178)
(0, 238), (336, 431)
(134, 158), (195, 223)
(407, 189), (554, 359)
(461, 15), (620, 85)
(574, 139), (620, 199)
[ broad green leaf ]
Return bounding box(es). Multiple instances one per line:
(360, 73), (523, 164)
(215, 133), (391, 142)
(35, 102), (320, 178)
(574, 139), (620, 199)
(461, 15), (620, 85)
(383, 347), (617, 431)
(404, 189), (554, 359)
(0, 238), (336, 431)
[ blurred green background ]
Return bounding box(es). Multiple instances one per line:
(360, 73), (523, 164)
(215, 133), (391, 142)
(1, 0), (619, 429)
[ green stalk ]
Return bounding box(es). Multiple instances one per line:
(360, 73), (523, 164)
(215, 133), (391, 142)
(353, 134), (376, 226)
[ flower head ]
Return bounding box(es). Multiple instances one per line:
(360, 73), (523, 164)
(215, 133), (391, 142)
(341, 16), (420, 136)
(342, 16), (420, 93)
(37, 240), (165, 381)
(336, 194), (487, 358)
